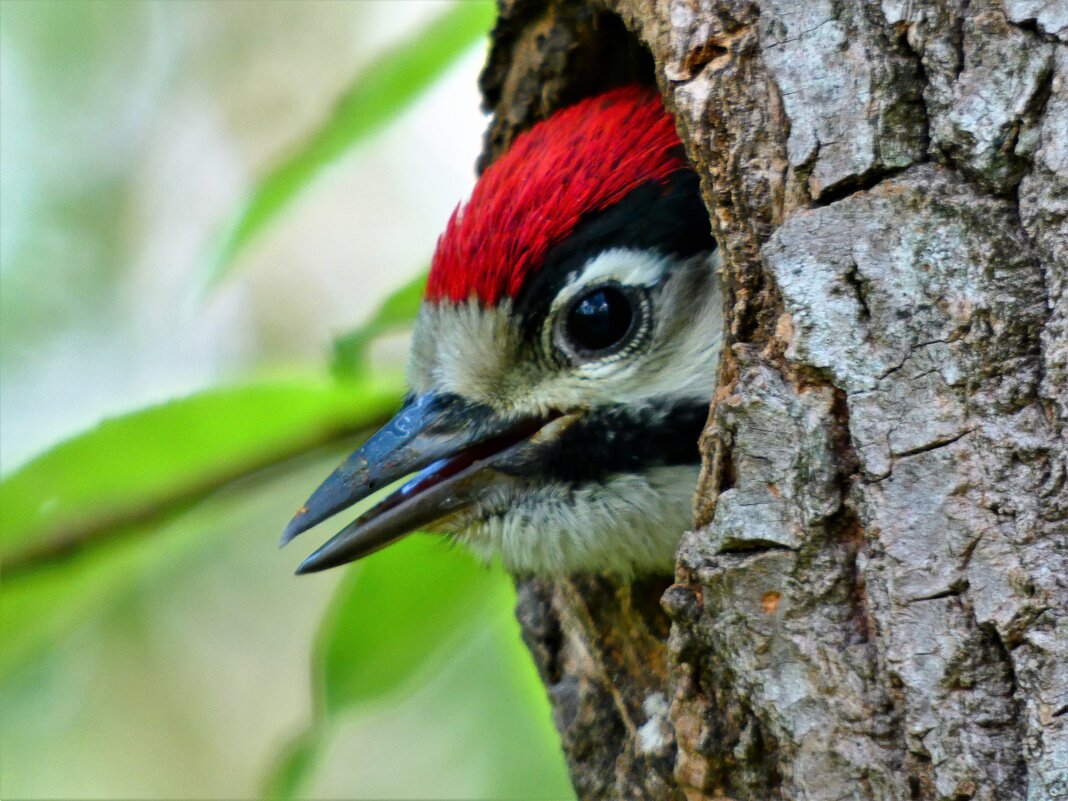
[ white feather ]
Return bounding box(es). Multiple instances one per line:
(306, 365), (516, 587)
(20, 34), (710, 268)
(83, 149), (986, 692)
(445, 465), (700, 577)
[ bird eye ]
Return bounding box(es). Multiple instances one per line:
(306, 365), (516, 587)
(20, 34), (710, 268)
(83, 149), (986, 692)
(560, 284), (642, 357)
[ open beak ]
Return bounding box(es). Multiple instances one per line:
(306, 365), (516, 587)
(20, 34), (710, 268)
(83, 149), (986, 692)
(281, 393), (577, 574)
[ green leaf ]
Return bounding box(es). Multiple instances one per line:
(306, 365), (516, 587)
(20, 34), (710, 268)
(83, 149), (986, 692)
(0, 490), (210, 682)
(0, 372), (406, 681)
(0, 438), (366, 685)
(315, 536), (510, 714)
(207, 1), (495, 286)
(331, 271), (426, 377)
(0, 372), (404, 567)
(260, 728), (323, 800)
(263, 538), (523, 798)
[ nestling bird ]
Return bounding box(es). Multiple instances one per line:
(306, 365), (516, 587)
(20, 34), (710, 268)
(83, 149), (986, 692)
(283, 85), (723, 577)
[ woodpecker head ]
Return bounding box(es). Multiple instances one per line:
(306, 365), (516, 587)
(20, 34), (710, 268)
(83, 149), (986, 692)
(283, 86), (723, 577)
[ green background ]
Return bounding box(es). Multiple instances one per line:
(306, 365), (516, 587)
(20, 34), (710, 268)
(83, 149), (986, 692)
(0, 1), (575, 797)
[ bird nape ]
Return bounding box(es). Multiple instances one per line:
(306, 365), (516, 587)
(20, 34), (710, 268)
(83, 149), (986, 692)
(282, 85), (723, 578)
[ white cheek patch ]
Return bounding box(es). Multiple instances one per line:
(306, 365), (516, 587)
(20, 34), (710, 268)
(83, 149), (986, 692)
(407, 248), (724, 416)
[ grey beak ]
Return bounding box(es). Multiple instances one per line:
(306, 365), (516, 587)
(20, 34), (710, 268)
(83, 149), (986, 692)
(280, 393), (469, 546)
(281, 392), (578, 574)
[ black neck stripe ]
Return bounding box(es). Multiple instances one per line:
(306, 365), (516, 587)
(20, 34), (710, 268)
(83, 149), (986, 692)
(536, 399), (708, 484)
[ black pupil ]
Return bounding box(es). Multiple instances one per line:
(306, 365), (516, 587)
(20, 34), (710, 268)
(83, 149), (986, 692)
(566, 287), (634, 353)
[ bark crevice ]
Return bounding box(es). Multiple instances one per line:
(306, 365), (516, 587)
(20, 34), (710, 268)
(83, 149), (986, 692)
(480, 1), (1066, 798)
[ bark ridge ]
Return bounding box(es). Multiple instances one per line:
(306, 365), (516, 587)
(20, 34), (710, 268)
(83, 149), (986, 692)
(480, 1), (1067, 798)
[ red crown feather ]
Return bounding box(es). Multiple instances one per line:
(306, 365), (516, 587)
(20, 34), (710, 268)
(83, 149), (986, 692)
(426, 86), (688, 306)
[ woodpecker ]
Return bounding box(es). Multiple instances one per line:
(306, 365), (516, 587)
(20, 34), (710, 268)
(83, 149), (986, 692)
(283, 85), (723, 577)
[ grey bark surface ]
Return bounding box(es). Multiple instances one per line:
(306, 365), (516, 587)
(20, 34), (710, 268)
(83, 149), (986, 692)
(479, 1), (1067, 799)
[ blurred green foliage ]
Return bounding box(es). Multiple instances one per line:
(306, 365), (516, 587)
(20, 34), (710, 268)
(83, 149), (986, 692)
(0, 1), (574, 798)
(208, 1), (496, 285)
(332, 271), (427, 377)
(0, 377), (402, 563)
(265, 536), (574, 799)
(0, 374), (401, 682)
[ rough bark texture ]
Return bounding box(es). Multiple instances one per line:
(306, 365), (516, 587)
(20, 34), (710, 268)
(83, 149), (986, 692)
(479, 1), (1067, 799)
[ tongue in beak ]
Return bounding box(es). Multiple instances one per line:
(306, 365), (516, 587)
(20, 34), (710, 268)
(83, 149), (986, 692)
(281, 393), (576, 574)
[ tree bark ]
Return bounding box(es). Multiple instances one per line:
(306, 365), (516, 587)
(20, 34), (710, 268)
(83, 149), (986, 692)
(478, 1), (1067, 799)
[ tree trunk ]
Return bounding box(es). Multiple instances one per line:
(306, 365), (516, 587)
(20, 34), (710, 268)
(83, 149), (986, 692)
(478, 1), (1067, 798)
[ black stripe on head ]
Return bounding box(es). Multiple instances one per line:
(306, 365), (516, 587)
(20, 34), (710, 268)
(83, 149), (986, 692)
(532, 399), (708, 484)
(512, 166), (713, 335)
